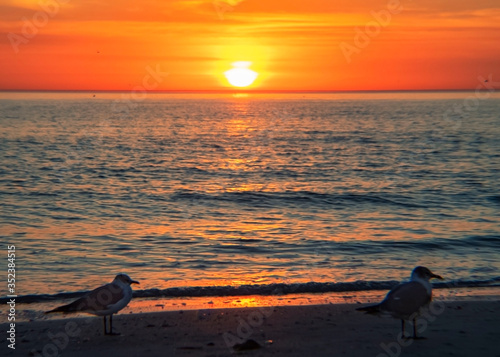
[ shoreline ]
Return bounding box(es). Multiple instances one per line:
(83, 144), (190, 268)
(2, 286), (499, 324)
(2, 299), (498, 357)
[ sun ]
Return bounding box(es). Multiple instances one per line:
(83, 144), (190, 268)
(224, 61), (258, 88)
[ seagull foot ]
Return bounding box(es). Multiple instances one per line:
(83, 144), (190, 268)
(104, 331), (121, 336)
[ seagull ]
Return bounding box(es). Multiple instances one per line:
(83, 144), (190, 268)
(356, 266), (443, 339)
(46, 273), (139, 335)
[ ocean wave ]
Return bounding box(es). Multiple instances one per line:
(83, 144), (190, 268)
(170, 190), (422, 209)
(4, 277), (499, 304)
(359, 235), (500, 252)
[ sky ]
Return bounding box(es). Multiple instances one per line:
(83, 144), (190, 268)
(0, 0), (499, 91)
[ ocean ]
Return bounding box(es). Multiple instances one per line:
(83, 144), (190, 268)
(1, 91), (499, 303)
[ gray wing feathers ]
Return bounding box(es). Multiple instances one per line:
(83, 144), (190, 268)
(380, 281), (431, 319)
(46, 283), (125, 313)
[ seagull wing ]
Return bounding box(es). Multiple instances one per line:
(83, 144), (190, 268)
(81, 282), (126, 311)
(379, 281), (431, 319)
(47, 282), (125, 314)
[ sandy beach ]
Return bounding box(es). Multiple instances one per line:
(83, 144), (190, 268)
(3, 300), (499, 357)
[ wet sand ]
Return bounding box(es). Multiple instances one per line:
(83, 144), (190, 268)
(3, 300), (499, 357)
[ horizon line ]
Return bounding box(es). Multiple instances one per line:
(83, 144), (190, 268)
(0, 88), (495, 94)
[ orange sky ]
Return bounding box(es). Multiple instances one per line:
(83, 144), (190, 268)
(0, 0), (499, 91)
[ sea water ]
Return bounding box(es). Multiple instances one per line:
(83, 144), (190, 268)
(0, 91), (499, 300)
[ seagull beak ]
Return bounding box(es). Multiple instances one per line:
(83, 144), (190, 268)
(431, 273), (443, 280)
(131, 280), (140, 284)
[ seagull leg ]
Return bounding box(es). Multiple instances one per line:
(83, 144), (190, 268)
(103, 316), (108, 335)
(106, 314), (120, 336)
(401, 320), (406, 338)
(412, 317), (426, 339)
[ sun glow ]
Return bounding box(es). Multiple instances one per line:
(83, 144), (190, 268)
(224, 61), (258, 88)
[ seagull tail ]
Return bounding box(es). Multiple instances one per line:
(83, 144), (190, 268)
(356, 304), (381, 314)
